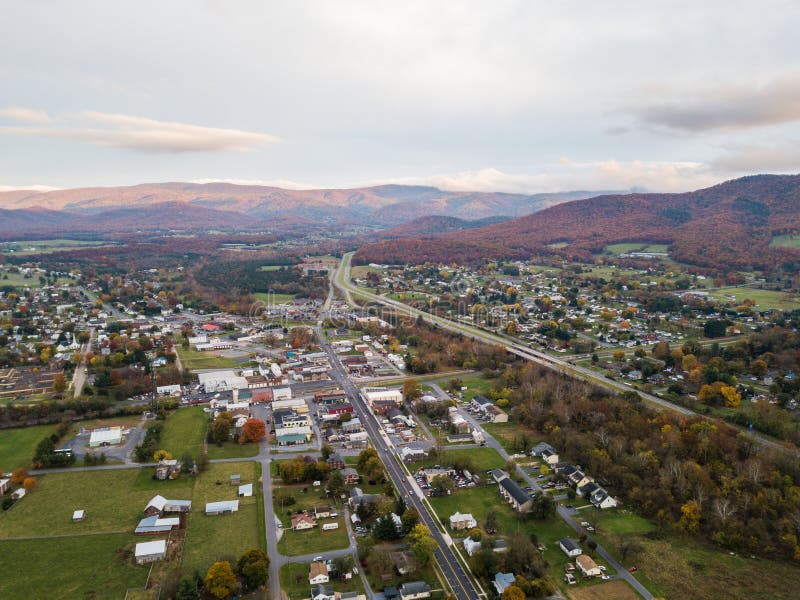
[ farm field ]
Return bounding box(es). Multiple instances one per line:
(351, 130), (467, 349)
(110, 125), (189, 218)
(253, 292), (296, 305)
(0, 270), (74, 288)
(769, 233), (800, 249)
(160, 407), (207, 459)
(0, 238), (114, 255)
(0, 533), (148, 600)
(708, 286), (800, 311)
(567, 580), (641, 600)
(0, 423), (59, 470)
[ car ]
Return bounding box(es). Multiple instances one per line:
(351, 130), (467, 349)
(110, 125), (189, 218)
(537, 474), (545, 479)
(314, 556), (324, 562)
(586, 526), (595, 532)
(486, 528), (497, 534)
(601, 575), (611, 580)
(580, 521), (590, 527)
(628, 566), (638, 572)
(565, 504), (574, 509)
(599, 565), (606, 572)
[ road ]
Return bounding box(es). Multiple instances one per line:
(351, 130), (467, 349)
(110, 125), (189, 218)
(334, 252), (794, 455)
(70, 327), (94, 397)
(315, 320), (483, 600)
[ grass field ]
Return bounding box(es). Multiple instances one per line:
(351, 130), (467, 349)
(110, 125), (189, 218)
(708, 286), (800, 311)
(175, 345), (241, 370)
(0, 270), (74, 289)
(207, 441), (261, 460)
(0, 238), (113, 255)
(455, 376), (494, 402)
(419, 447), (505, 472)
(567, 580), (640, 600)
(0, 533), (149, 600)
(482, 421), (538, 453)
(160, 407), (207, 459)
(253, 292), (296, 305)
(0, 423), (59, 470)
(769, 233), (800, 249)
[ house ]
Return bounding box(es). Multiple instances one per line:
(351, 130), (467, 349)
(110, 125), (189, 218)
(205, 500), (239, 515)
(314, 505), (333, 519)
(576, 554), (602, 577)
(485, 404), (508, 423)
(230, 474), (241, 486)
(163, 499), (192, 514)
(588, 486), (618, 509)
(134, 539), (167, 564)
(72, 509), (86, 522)
(135, 515), (180, 535)
(155, 459), (181, 481)
(540, 447), (559, 465)
(498, 477), (533, 512)
(449, 512), (477, 530)
(0, 478), (9, 494)
(559, 538), (583, 557)
(463, 536), (482, 556)
(420, 466), (456, 484)
(383, 586), (400, 600)
(327, 453), (345, 469)
(341, 467), (359, 485)
(392, 551), (417, 575)
(144, 495), (167, 516)
(238, 483), (253, 497)
(493, 572), (515, 595)
(492, 539), (508, 553)
(530, 442), (556, 458)
(341, 418), (362, 433)
(291, 513), (317, 530)
(309, 561), (330, 584)
(400, 443), (428, 462)
(399, 581), (431, 599)
(349, 487), (379, 508)
(311, 584), (335, 600)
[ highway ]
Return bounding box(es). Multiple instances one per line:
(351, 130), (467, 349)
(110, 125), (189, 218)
(315, 320), (484, 600)
(334, 252), (793, 454)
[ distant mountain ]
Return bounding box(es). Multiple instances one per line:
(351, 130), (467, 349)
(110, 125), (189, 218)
(355, 174), (800, 271)
(0, 182), (606, 228)
(376, 215), (511, 238)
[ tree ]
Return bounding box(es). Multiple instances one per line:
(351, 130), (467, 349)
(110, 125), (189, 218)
(321, 444), (333, 460)
(679, 500), (701, 534)
(237, 548), (269, 590)
(485, 510), (498, 531)
(402, 378), (422, 402)
(401, 508), (420, 535)
(239, 418), (266, 444)
(23, 477), (37, 491)
(373, 513), (401, 540)
(175, 576), (199, 600)
(409, 523), (437, 566)
(363, 456), (385, 482)
(52, 373), (67, 394)
(501, 586), (525, 600)
(704, 319), (728, 338)
(529, 493), (556, 519)
(430, 474), (454, 496)
(357, 447), (379, 471)
(10, 467), (28, 484)
(153, 449), (173, 461)
(204, 561), (237, 599)
(328, 469), (345, 497)
(210, 412), (233, 445)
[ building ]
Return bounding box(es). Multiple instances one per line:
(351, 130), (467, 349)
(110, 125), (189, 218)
(576, 554), (602, 577)
(10, 488), (25, 500)
(327, 453), (345, 469)
(400, 443), (428, 462)
(238, 483), (253, 497)
(493, 573), (515, 595)
(311, 585), (335, 600)
(309, 561), (330, 584)
(0, 478), (9, 495)
(559, 538), (583, 557)
(134, 540), (167, 564)
(314, 505), (333, 519)
(135, 515), (180, 535)
(72, 509), (86, 522)
(463, 536), (481, 556)
(205, 500), (239, 515)
(498, 477), (533, 512)
(449, 512), (477, 530)
(341, 467), (359, 485)
(420, 466), (456, 484)
(291, 514), (317, 530)
(363, 388), (403, 409)
(89, 426), (122, 447)
(399, 581), (431, 600)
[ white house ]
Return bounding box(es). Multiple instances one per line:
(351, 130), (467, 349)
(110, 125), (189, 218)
(134, 540), (167, 564)
(463, 537), (482, 556)
(576, 554), (602, 578)
(309, 561), (330, 585)
(449, 512), (477, 530)
(559, 538), (583, 557)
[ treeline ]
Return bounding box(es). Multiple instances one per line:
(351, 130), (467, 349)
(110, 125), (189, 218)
(195, 258), (328, 299)
(497, 362), (800, 561)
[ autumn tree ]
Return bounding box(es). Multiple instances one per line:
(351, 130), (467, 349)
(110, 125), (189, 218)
(52, 373), (67, 394)
(204, 561), (237, 599)
(239, 418), (266, 444)
(501, 586), (525, 600)
(153, 449), (173, 461)
(10, 468), (28, 484)
(402, 378), (421, 402)
(409, 523), (437, 566)
(23, 477), (37, 491)
(209, 411), (233, 445)
(237, 548), (269, 590)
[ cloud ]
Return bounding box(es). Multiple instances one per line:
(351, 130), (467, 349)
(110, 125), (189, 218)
(0, 109), (280, 153)
(624, 75), (800, 132)
(370, 161), (723, 194)
(0, 107), (51, 123)
(0, 184), (60, 192)
(711, 141), (800, 172)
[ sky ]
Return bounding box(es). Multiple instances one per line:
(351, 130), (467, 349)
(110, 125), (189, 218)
(1, 1), (799, 194)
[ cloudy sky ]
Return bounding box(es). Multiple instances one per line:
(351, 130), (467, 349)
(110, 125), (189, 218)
(1, 1), (799, 193)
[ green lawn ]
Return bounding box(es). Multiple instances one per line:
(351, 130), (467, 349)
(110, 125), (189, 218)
(708, 286), (800, 311)
(272, 483), (351, 556)
(769, 233), (800, 249)
(175, 345), (241, 370)
(207, 441), (261, 460)
(455, 376), (494, 402)
(482, 422), (538, 454)
(419, 447), (505, 472)
(0, 270), (75, 289)
(160, 407), (207, 459)
(253, 292), (296, 305)
(0, 533), (149, 600)
(0, 423), (59, 470)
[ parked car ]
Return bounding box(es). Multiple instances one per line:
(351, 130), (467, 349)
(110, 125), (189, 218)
(628, 566), (638, 572)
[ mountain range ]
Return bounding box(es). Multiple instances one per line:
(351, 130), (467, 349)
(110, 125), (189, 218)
(0, 182), (604, 235)
(354, 174), (800, 271)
